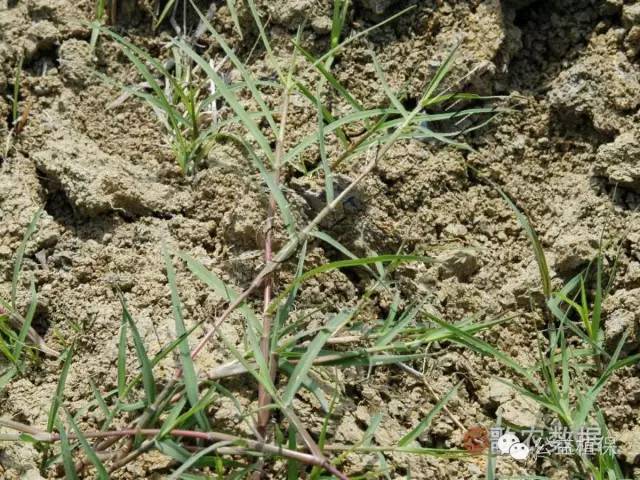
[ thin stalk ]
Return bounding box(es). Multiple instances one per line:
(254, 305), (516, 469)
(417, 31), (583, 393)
(256, 141), (277, 438)
(257, 48), (295, 440)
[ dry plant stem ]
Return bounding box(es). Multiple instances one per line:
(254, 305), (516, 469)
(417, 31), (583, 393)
(257, 81), (291, 440)
(257, 173), (276, 439)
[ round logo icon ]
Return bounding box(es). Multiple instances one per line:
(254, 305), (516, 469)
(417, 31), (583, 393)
(497, 433), (520, 454)
(509, 442), (530, 460)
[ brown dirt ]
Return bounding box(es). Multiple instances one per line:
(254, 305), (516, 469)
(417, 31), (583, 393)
(0, 0), (639, 479)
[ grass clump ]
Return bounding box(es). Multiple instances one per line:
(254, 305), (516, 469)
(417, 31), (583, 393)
(463, 185), (638, 480)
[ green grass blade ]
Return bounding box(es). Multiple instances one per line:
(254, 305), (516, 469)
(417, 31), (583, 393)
(57, 419), (79, 480)
(89, 380), (111, 426)
(328, 0), (349, 66)
(226, 0), (243, 39)
(410, 124), (471, 150)
(376, 305), (420, 347)
(89, 20), (101, 50)
(117, 314), (128, 400)
(399, 383), (459, 446)
(592, 255), (603, 343)
(309, 6), (415, 70)
(426, 313), (533, 380)
(315, 88), (334, 203)
(295, 42), (362, 111)
(273, 254), (429, 307)
(164, 247), (209, 430)
(154, 0), (176, 29)
(179, 251), (263, 340)
(101, 29), (179, 123)
(273, 241), (308, 351)
(560, 332), (570, 412)
(547, 275), (609, 358)
(574, 335), (640, 426)
(287, 424), (300, 480)
(282, 309), (356, 406)
(216, 133), (295, 233)
(159, 397), (187, 438)
(498, 377), (568, 421)
(284, 104), (498, 166)
(283, 107), (387, 165)
(420, 44), (460, 105)
(120, 295), (156, 404)
(65, 410), (108, 479)
(89, 0), (105, 49)
(372, 52), (408, 119)
(361, 412), (382, 447)
(294, 81), (349, 149)
(310, 230), (377, 278)
(244, 0), (279, 76)
(213, 383), (261, 437)
(172, 387), (218, 429)
(486, 178), (552, 299)
(11, 208), (42, 309)
(309, 352), (426, 368)
(279, 362), (329, 412)
(217, 331), (275, 410)
(169, 443), (222, 480)
(381, 291), (400, 333)
(309, 395), (338, 480)
(48, 345), (74, 433)
(0, 366), (17, 391)
(155, 438), (190, 462)
(0, 335), (17, 365)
